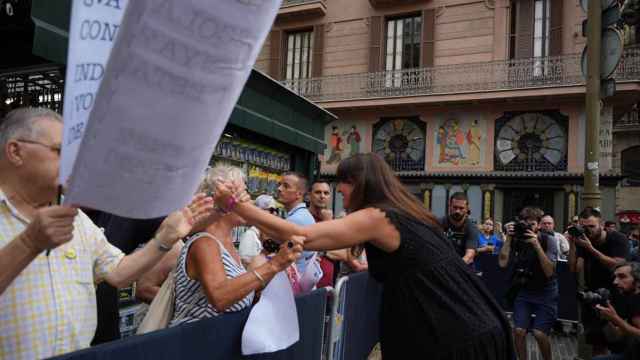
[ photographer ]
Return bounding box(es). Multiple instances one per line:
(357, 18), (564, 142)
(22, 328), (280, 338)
(440, 192), (479, 266)
(592, 262), (640, 360)
(499, 207), (558, 360)
(567, 207), (630, 356)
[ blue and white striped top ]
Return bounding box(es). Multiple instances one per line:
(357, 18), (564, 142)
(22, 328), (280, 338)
(169, 232), (254, 326)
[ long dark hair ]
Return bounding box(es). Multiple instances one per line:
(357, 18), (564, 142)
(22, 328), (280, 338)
(336, 153), (440, 229)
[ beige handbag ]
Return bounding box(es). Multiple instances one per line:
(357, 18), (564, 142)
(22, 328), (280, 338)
(136, 271), (176, 334)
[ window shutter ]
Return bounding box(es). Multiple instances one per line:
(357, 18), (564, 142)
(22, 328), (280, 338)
(549, 0), (563, 56)
(269, 30), (283, 80)
(312, 24), (324, 77)
(368, 16), (383, 72)
(421, 9), (435, 68)
(514, 0), (534, 59)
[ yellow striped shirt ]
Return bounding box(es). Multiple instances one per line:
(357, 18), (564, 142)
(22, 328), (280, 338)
(0, 190), (124, 359)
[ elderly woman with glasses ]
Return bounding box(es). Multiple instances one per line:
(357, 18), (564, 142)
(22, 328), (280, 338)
(169, 165), (302, 326)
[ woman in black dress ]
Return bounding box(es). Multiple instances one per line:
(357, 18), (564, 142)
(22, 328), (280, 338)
(214, 153), (514, 359)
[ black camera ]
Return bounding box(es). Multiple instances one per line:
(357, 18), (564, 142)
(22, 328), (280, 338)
(513, 220), (534, 240)
(577, 288), (610, 307)
(567, 224), (585, 238)
(512, 268), (534, 286)
(262, 239), (280, 254)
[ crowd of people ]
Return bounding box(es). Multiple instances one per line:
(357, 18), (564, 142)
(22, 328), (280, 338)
(1, 106), (639, 360)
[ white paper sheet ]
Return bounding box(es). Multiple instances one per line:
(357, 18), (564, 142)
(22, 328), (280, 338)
(60, 0), (128, 185)
(298, 253), (323, 293)
(242, 272), (300, 355)
(64, 0), (282, 218)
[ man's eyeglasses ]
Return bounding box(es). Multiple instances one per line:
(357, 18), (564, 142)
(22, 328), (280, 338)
(16, 139), (61, 156)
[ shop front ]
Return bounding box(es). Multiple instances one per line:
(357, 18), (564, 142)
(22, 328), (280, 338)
(320, 103), (623, 230)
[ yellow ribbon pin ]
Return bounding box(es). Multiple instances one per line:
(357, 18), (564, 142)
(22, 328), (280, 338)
(64, 249), (77, 260)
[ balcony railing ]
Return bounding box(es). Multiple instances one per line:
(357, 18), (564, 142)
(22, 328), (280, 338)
(615, 107), (640, 129)
(282, 48), (640, 102)
(281, 0), (321, 6)
(278, 0), (326, 18)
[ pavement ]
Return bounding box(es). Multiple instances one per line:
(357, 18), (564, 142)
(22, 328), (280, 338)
(525, 332), (578, 360)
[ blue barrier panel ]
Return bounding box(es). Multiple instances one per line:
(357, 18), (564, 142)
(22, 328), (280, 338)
(475, 254), (578, 321)
(248, 287), (329, 360)
(50, 288), (329, 360)
(476, 253), (513, 310)
(556, 261), (578, 321)
(49, 309), (250, 360)
(333, 272), (383, 360)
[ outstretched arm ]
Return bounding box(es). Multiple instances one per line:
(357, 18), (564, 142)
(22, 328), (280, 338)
(232, 200), (399, 252)
(214, 181), (399, 252)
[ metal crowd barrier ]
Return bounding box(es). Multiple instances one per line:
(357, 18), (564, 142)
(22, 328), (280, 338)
(50, 258), (579, 360)
(475, 254), (579, 322)
(325, 256), (580, 360)
(327, 272), (383, 360)
(50, 287), (331, 360)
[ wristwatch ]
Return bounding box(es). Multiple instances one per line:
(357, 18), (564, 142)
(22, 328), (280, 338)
(154, 237), (172, 252)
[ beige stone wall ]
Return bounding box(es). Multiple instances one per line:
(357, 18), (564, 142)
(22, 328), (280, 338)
(434, 1), (495, 66)
(612, 132), (640, 212)
(324, 19), (369, 76)
(253, 0), (588, 76)
(617, 187), (640, 212)
(255, 34), (270, 74)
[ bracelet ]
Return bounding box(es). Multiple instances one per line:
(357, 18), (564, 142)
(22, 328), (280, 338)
(252, 270), (266, 288)
(213, 205), (228, 215)
(153, 237), (172, 252)
(225, 195), (238, 212)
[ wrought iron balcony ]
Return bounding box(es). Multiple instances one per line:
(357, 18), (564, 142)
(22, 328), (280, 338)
(615, 106), (640, 131)
(282, 48), (640, 102)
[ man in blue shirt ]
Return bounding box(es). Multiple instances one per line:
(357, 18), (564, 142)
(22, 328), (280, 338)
(277, 172), (316, 275)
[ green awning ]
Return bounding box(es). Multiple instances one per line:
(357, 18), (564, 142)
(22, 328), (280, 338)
(29, 1), (334, 154)
(231, 70), (334, 154)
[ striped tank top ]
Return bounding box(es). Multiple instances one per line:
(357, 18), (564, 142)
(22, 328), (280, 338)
(169, 232), (254, 326)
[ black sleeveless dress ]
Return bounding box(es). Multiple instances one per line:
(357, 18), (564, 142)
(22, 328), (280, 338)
(364, 209), (514, 359)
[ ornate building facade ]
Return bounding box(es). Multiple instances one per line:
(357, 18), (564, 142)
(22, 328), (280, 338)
(255, 0), (640, 228)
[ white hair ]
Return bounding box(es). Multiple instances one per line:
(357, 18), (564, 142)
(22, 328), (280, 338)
(0, 107), (62, 159)
(198, 164), (246, 194)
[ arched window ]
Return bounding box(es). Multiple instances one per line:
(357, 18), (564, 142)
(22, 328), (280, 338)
(372, 117), (426, 172)
(622, 146), (640, 186)
(494, 111), (568, 172)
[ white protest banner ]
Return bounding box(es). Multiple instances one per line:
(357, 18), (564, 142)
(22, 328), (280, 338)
(60, 0), (128, 186)
(242, 272), (299, 355)
(64, 0), (282, 218)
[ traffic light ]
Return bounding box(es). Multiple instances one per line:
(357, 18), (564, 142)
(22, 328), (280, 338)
(622, 0), (640, 26)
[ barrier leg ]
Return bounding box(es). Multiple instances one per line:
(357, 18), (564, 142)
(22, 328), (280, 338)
(327, 276), (349, 360)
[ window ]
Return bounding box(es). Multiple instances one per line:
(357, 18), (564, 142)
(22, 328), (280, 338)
(495, 111), (568, 172)
(284, 30), (314, 80)
(532, 0), (551, 76)
(509, 0), (561, 62)
(372, 117), (426, 172)
(385, 15), (421, 87)
(622, 146), (640, 186)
